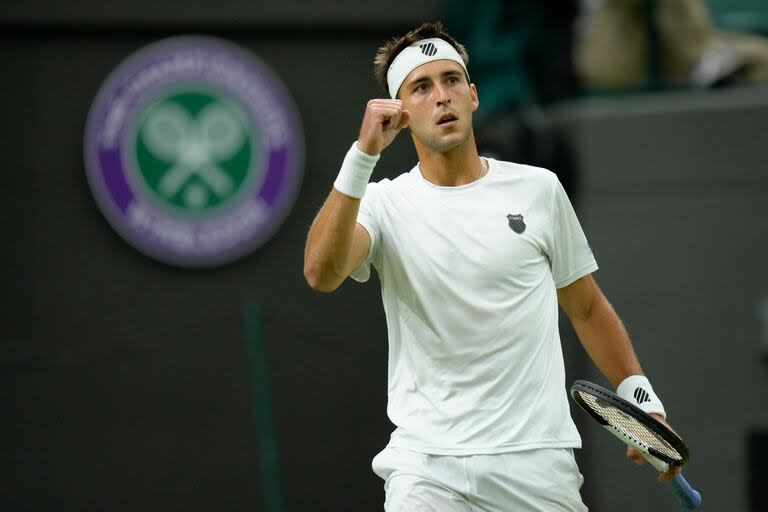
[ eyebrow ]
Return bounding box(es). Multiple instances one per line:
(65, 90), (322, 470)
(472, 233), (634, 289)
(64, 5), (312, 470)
(408, 69), (463, 88)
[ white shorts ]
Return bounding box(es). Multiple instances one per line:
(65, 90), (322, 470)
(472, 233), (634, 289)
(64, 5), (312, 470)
(371, 446), (587, 512)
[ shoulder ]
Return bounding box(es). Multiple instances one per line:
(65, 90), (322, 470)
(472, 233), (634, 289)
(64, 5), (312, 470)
(490, 158), (557, 182)
(368, 165), (419, 195)
(488, 158), (559, 192)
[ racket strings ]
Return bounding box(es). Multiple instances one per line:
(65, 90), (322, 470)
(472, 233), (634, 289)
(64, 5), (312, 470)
(578, 391), (682, 461)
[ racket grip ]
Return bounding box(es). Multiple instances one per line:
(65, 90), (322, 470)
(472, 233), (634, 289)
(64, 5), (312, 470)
(669, 473), (701, 509)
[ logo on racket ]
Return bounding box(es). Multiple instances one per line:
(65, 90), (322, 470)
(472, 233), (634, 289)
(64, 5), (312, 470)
(633, 387), (651, 404)
(506, 213), (526, 234)
(84, 36), (303, 267)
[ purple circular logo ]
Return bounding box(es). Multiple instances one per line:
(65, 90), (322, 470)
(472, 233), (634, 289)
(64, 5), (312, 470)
(84, 36), (303, 267)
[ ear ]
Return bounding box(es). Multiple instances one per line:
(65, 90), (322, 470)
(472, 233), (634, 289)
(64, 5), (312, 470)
(470, 83), (479, 112)
(398, 109), (410, 130)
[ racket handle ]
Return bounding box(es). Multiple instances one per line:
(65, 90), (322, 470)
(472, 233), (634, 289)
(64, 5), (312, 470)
(669, 473), (701, 509)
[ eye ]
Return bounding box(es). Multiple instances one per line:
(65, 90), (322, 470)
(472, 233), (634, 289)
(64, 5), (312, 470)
(415, 83), (429, 92)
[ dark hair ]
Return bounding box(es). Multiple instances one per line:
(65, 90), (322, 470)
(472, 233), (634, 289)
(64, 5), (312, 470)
(373, 21), (469, 95)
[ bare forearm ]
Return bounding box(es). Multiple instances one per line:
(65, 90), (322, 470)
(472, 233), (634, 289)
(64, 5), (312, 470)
(303, 189), (361, 291)
(570, 294), (643, 388)
(304, 99), (407, 291)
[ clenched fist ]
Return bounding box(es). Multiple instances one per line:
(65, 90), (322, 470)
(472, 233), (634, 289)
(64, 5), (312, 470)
(357, 99), (410, 156)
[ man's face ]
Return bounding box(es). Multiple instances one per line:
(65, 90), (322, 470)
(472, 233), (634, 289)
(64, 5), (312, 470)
(398, 59), (478, 153)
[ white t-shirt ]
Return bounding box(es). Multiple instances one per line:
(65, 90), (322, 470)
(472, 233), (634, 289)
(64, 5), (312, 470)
(351, 158), (598, 455)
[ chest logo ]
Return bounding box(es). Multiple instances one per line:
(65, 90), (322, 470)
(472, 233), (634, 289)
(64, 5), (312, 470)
(507, 213), (526, 234)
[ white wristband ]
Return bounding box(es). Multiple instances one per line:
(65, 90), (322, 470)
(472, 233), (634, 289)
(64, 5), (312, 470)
(333, 141), (380, 199)
(617, 375), (666, 419)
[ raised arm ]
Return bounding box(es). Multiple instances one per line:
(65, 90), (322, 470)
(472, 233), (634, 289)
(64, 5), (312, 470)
(303, 99), (409, 292)
(303, 190), (372, 292)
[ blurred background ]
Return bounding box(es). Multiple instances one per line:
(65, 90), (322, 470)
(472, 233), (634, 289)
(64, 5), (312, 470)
(2, 0), (767, 510)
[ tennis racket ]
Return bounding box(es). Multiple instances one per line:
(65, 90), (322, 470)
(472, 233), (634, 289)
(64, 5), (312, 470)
(570, 380), (701, 510)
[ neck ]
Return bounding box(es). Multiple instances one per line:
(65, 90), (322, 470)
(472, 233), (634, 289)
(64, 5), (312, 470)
(413, 132), (485, 187)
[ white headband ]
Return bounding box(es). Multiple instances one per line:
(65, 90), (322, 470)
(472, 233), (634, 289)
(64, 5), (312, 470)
(386, 37), (469, 99)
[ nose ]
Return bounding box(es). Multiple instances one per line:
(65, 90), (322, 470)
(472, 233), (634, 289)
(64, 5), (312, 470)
(435, 84), (451, 106)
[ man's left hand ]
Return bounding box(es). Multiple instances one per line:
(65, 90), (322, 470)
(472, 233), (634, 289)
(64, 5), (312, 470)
(625, 413), (682, 482)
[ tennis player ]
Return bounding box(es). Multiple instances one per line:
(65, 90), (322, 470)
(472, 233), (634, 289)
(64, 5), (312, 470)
(304, 21), (680, 511)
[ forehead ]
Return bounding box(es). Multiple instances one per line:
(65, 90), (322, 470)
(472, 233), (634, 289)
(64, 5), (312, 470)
(402, 59), (465, 86)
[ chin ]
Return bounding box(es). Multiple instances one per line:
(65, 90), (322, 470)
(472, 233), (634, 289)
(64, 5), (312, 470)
(413, 124), (472, 153)
(427, 132), (470, 153)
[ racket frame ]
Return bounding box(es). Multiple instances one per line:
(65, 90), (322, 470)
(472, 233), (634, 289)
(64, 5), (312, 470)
(570, 379), (689, 466)
(570, 379), (702, 510)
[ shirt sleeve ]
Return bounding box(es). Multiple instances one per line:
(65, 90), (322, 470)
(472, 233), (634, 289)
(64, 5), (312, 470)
(349, 180), (382, 283)
(548, 175), (598, 288)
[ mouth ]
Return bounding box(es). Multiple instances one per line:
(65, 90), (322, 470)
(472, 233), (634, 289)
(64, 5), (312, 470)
(436, 113), (458, 125)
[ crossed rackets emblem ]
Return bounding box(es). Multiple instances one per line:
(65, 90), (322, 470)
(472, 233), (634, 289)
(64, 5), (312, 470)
(141, 101), (246, 207)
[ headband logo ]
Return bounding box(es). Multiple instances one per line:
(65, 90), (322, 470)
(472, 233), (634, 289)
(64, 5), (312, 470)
(419, 42), (437, 57)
